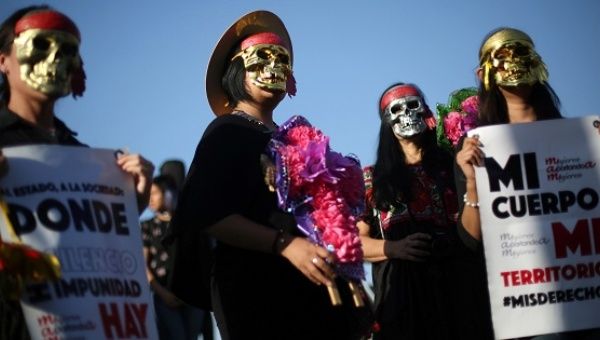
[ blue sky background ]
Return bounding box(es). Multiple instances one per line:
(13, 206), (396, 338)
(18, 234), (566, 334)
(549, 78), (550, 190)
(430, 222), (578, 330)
(2, 0), (599, 174)
(2, 2), (599, 335)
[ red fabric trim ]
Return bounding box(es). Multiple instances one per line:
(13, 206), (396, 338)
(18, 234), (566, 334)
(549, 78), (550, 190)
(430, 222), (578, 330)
(240, 32), (286, 50)
(424, 116), (436, 129)
(379, 85), (420, 112)
(15, 11), (80, 41)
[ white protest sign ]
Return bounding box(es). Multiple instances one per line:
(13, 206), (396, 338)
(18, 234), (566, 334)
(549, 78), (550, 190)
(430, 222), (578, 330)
(470, 116), (600, 339)
(0, 145), (157, 340)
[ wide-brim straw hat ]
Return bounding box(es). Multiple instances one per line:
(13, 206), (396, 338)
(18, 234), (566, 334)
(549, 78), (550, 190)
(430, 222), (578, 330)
(206, 10), (293, 116)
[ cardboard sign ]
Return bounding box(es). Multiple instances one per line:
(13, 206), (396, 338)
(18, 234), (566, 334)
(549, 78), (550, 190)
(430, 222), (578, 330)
(469, 116), (600, 339)
(0, 145), (157, 340)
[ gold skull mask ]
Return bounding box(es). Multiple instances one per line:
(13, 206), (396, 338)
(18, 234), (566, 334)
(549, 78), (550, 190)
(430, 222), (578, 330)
(235, 43), (292, 92)
(13, 28), (81, 97)
(480, 29), (548, 90)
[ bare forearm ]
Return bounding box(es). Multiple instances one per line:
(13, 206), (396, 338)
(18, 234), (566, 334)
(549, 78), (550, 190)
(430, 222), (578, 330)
(359, 235), (388, 262)
(461, 179), (482, 240)
(357, 220), (389, 262)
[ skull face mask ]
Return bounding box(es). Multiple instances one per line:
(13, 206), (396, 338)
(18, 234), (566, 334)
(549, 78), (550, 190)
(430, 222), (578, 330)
(480, 28), (548, 90)
(380, 84), (436, 139)
(233, 32), (296, 96)
(13, 10), (85, 97)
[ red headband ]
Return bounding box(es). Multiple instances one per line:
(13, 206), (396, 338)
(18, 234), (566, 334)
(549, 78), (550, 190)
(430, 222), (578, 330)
(240, 32), (287, 50)
(380, 85), (421, 112)
(15, 10), (80, 41)
(380, 84), (436, 129)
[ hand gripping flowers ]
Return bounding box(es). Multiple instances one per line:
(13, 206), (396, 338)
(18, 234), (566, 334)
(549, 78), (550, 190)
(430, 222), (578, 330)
(265, 115), (367, 306)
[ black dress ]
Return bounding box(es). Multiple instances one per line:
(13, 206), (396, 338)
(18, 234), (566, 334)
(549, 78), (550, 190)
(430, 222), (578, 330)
(0, 106), (86, 340)
(362, 164), (466, 340)
(453, 147), (496, 340)
(167, 114), (370, 340)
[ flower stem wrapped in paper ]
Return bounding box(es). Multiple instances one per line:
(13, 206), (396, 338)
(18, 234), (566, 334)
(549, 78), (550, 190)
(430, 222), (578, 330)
(265, 115), (367, 307)
(436, 87), (479, 152)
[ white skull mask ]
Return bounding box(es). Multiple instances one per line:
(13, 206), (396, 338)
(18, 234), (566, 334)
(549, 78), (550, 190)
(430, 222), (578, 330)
(237, 43), (291, 92)
(13, 28), (81, 97)
(383, 95), (427, 138)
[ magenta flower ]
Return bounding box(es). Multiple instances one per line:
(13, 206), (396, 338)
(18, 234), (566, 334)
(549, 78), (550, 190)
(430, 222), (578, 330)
(461, 95), (479, 115)
(267, 116), (366, 280)
(443, 95), (479, 146)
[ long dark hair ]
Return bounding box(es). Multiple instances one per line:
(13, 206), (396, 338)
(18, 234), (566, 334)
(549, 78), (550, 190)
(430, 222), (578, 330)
(372, 83), (454, 210)
(0, 5), (51, 105)
(477, 27), (562, 126)
(221, 52), (251, 107)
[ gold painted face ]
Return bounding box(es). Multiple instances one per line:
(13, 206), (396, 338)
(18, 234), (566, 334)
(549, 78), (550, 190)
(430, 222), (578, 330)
(236, 43), (292, 92)
(480, 29), (548, 90)
(490, 40), (545, 87)
(13, 28), (81, 97)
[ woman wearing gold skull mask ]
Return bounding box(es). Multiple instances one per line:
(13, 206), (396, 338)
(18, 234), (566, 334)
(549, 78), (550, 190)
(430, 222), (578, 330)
(0, 6), (154, 340)
(163, 10), (371, 340)
(455, 28), (600, 339)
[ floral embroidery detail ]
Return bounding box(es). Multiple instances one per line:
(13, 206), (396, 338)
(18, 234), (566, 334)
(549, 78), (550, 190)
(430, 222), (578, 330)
(363, 165), (457, 240)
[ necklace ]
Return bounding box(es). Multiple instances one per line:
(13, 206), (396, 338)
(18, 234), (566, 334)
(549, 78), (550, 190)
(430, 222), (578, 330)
(231, 111), (276, 132)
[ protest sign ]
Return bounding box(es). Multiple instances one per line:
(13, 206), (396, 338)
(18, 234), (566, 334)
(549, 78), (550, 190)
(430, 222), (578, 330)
(0, 145), (157, 340)
(470, 116), (600, 339)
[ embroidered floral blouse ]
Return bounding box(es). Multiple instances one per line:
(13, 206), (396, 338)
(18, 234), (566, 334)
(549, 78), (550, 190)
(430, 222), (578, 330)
(361, 165), (458, 240)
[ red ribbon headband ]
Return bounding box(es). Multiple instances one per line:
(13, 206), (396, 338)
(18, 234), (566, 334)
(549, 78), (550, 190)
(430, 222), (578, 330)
(379, 85), (421, 112)
(15, 10), (80, 41)
(241, 32), (287, 50)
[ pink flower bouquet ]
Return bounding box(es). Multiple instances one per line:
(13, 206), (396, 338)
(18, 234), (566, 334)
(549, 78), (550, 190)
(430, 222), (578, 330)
(266, 115), (366, 305)
(436, 88), (479, 150)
